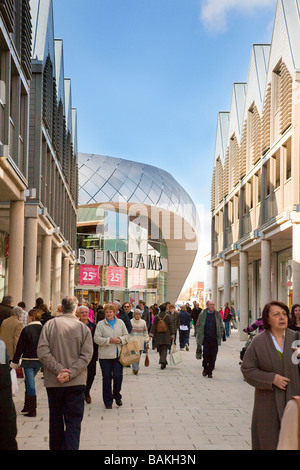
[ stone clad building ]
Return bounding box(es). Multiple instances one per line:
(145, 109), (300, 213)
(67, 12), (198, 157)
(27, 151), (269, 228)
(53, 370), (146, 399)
(0, 0), (78, 310)
(210, 0), (300, 337)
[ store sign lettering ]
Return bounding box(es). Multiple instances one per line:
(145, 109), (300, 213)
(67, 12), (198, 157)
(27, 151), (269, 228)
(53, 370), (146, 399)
(78, 249), (164, 272)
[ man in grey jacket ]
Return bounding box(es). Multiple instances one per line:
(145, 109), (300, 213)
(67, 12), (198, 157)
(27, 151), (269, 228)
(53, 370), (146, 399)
(37, 296), (93, 450)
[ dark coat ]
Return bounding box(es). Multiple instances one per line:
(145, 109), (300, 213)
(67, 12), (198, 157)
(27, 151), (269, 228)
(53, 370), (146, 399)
(117, 310), (132, 333)
(0, 341), (18, 450)
(241, 328), (300, 450)
(0, 303), (12, 327)
(150, 313), (174, 346)
(12, 322), (43, 365)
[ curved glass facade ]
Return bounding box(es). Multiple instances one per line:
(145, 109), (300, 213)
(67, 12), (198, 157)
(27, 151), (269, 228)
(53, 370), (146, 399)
(76, 153), (199, 306)
(78, 153), (199, 231)
(76, 208), (168, 306)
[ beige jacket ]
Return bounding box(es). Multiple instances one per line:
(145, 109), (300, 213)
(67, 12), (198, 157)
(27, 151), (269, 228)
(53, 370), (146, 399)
(94, 317), (129, 359)
(37, 314), (93, 388)
(0, 316), (23, 360)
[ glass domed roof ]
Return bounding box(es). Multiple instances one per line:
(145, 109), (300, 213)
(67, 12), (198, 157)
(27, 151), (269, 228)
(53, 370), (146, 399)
(78, 153), (199, 231)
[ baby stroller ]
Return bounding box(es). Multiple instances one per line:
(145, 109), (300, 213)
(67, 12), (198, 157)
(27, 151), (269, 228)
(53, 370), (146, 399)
(239, 333), (255, 365)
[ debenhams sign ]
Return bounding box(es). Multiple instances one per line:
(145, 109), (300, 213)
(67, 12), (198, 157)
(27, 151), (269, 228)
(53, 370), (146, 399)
(78, 249), (166, 272)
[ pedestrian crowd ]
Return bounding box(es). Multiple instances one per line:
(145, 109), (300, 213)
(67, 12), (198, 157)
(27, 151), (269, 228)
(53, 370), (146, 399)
(0, 293), (299, 451)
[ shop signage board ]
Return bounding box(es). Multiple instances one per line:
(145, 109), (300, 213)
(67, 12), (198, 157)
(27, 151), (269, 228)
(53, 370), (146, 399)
(80, 265), (99, 286)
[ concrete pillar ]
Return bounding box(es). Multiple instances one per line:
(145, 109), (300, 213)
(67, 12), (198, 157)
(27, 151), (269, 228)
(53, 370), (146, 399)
(61, 256), (70, 299)
(223, 260), (231, 308)
(251, 261), (258, 323)
(261, 239), (272, 309)
(52, 247), (62, 313)
(211, 266), (218, 304)
(239, 251), (249, 340)
(40, 235), (52, 306)
(69, 263), (75, 296)
(8, 201), (25, 304)
(23, 217), (38, 310)
(293, 223), (300, 304)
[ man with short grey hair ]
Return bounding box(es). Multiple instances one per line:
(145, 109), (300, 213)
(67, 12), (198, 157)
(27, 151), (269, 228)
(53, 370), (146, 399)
(37, 296), (93, 450)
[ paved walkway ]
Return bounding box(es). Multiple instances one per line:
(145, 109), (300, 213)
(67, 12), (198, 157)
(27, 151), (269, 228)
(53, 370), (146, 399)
(13, 329), (254, 451)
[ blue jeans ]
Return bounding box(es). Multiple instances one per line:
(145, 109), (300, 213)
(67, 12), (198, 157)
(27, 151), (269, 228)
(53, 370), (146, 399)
(46, 385), (85, 450)
(224, 322), (230, 337)
(99, 358), (123, 406)
(24, 366), (40, 396)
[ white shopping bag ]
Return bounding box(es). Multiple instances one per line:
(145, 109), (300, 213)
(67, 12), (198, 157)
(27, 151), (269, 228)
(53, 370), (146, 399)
(10, 369), (19, 397)
(170, 348), (182, 366)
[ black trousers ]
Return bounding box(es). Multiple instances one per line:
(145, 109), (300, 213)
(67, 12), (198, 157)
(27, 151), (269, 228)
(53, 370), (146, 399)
(46, 385), (85, 450)
(202, 338), (219, 375)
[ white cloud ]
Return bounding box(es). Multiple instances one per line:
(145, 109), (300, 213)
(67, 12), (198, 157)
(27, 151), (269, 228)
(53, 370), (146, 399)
(200, 0), (277, 33)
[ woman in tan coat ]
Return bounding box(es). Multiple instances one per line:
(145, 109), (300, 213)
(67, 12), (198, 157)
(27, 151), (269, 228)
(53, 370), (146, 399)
(241, 301), (300, 450)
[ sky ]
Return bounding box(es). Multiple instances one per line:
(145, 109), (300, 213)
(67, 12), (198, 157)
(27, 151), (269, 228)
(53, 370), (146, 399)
(53, 0), (277, 285)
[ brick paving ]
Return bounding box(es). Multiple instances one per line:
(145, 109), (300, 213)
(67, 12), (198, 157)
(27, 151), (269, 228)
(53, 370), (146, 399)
(13, 329), (253, 451)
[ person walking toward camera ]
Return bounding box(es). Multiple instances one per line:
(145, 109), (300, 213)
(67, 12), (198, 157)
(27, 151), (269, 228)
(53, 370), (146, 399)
(94, 303), (130, 409)
(130, 308), (149, 375)
(195, 300), (225, 378)
(37, 296), (93, 450)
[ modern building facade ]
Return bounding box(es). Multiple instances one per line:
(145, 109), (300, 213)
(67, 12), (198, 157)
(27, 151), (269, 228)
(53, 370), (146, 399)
(0, 0), (78, 311)
(0, 0), (32, 303)
(210, 0), (300, 338)
(76, 153), (199, 306)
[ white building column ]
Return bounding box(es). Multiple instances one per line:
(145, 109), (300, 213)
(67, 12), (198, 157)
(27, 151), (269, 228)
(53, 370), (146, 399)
(223, 260), (231, 307)
(211, 265), (218, 305)
(23, 216), (38, 310)
(261, 239), (272, 309)
(52, 247), (62, 313)
(293, 222), (300, 304)
(8, 200), (25, 304)
(40, 235), (52, 306)
(61, 256), (70, 299)
(69, 263), (75, 296)
(239, 251), (249, 340)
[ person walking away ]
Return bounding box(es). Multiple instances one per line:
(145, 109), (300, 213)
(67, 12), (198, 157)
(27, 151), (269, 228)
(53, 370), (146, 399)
(130, 309), (149, 375)
(77, 305), (98, 404)
(0, 306), (23, 361)
(179, 305), (191, 351)
(138, 300), (151, 331)
(195, 300), (225, 378)
(37, 297), (93, 450)
(94, 303), (129, 409)
(0, 340), (18, 450)
(150, 304), (174, 369)
(0, 295), (13, 327)
(17, 302), (28, 327)
(241, 301), (300, 450)
(223, 302), (232, 338)
(11, 309), (43, 417)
